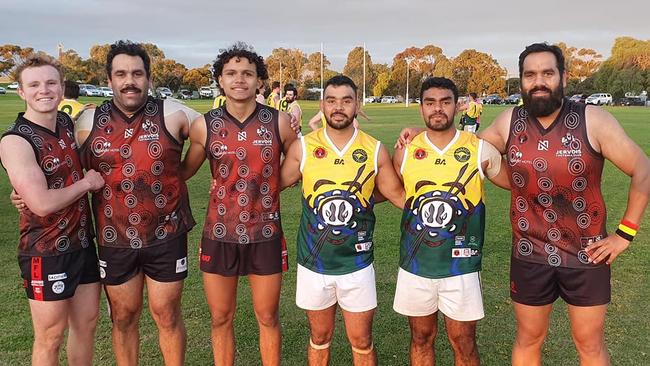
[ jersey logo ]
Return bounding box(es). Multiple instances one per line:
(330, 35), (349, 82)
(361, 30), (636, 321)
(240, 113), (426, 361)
(352, 149), (368, 163)
(538, 140), (549, 151)
(434, 158), (446, 165)
(58, 139), (67, 149)
(313, 147), (327, 159)
(453, 147), (471, 162)
(237, 131), (247, 141)
(414, 148), (427, 160)
(124, 128), (134, 138)
(334, 158), (345, 165)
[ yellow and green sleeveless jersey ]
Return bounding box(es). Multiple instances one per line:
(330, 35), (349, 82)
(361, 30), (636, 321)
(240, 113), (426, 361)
(277, 97), (290, 112)
(267, 92), (278, 108)
(212, 95), (226, 109)
(400, 130), (486, 278)
(58, 99), (85, 119)
(297, 127), (380, 275)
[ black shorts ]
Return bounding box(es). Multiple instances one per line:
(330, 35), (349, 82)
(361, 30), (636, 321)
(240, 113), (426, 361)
(19, 245), (100, 301)
(510, 257), (611, 306)
(199, 236), (288, 276)
(98, 233), (188, 285)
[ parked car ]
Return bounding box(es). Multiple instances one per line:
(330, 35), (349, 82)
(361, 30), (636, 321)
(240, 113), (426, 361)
(199, 86), (213, 99)
(585, 93), (612, 105)
(156, 87), (173, 99)
(380, 96), (398, 104)
(616, 96), (645, 106)
(177, 89), (194, 100)
(79, 84), (101, 97)
(505, 93), (521, 104)
(364, 96), (377, 104)
(0, 86), (6, 94)
(7, 81), (19, 90)
(99, 87), (113, 97)
(483, 94), (503, 105)
(569, 94), (588, 103)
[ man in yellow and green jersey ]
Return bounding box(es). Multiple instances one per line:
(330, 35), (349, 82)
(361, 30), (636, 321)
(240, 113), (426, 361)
(266, 81), (280, 108)
(459, 92), (483, 133)
(212, 94), (226, 109)
(57, 81), (89, 121)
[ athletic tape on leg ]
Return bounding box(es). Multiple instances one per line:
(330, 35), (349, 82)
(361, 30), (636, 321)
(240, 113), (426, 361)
(351, 343), (374, 355)
(310, 338), (331, 350)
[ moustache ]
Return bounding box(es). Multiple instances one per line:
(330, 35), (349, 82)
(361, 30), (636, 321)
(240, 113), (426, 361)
(121, 86), (142, 93)
(529, 86), (552, 96)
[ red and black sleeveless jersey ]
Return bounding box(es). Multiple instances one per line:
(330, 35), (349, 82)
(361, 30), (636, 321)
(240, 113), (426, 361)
(2, 112), (93, 256)
(203, 104), (283, 244)
(79, 98), (195, 249)
(507, 99), (607, 268)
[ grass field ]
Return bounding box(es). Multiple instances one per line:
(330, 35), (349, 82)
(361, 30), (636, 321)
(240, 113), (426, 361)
(0, 93), (648, 365)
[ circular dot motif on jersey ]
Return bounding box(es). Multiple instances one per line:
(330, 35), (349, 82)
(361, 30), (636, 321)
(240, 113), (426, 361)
(41, 156), (58, 175)
(564, 111), (580, 130)
(148, 141), (163, 159)
(65, 155), (73, 168)
(262, 225), (274, 238)
(262, 164), (273, 178)
(209, 108), (224, 119)
(568, 158), (585, 176)
(213, 223), (227, 239)
(572, 197), (586, 212)
(513, 119), (526, 135)
(238, 194), (250, 207)
(547, 253), (561, 267)
(120, 144), (132, 159)
(238, 234), (250, 244)
(543, 209), (558, 223)
(517, 108), (529, 119)
(96, 114), (110, 128)
(537, 177), (553, 192)
(50, 177), (64, 189)
(235, 179), (247, 193)
(100, 103), (110, 113)
(217, 204), (227, 216)
(32, 135), (44, 148)
(78, 228), (87, 239)
(512, 172), (525, 188)
(151, 161), (165, 176)
(239, 211), (250, 223)
(122, 163), (136, 178)
(102, 226), (117, 243)
(154, 194), (167, 209)
(217, 186), (226, 199)
(72, 171), (80, 182)
(125, 194), (138, 209)
(79, 199), (86, 211)
(238, 165), (250, 178)
(515, 197), (529, 212)
(155, 226), (168, 240)
(517, 238), (533, 256)
(126, 227), (138, 240)
(56, 113), (68, 126)
(508, 146), (522, 166)
(262, 195), (273, 209)
(261, 147), (273, 163)
(148, 124), (159, 135)
(577, 250), (590, 264)
(576, 213), (591, 229)
(258, 108), (273, 124)
(130, 238), (143, 249)
(57, 218), (68, 230)
(104, 205), (113, 218)
(218, 164), (229, 178)
(572, 177), (587, 192)
(544, 243), (558, 254)
(55, 236), (70, 252)
(547, 228), (562, 242)
(99, 162), (112, 175)
(260, 182), (270, 195)
(537, 193), (553, 208)
(80, 214), (87, 227)
(144, 102), (158, 116)
(18, 124), (34, 135)
(517, 217), (529, 232)
(210, 118), (224, 134)
(92, 137), (108, 157)
(235, 224), (247, 236)
(128, 213), (141, 225)
(151, 180), (163, 194)
(81, 236), (90, 248)
(103, 186), (112, 200)
(532, 157), (548, 172)
(210, 141), (226, 159)
(236, 147), (247, 161)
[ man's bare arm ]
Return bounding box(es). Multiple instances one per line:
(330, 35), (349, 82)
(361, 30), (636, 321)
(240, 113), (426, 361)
(279, 111), (298, 155)
(280, 138), (303, 190)
(375, 144), (405, 208)
(477, 107), (513, 154)
(180, 116), (208, 181)
(481, 140), (510, 190)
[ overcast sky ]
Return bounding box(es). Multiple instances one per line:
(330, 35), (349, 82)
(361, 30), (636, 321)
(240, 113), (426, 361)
(2, 0), (649, 76)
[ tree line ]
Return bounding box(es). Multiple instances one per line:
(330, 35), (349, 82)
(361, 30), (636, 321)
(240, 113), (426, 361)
(1, 37), (648, 99)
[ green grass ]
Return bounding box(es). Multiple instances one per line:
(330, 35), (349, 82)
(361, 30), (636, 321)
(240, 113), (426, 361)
(0, 94), (648, 365)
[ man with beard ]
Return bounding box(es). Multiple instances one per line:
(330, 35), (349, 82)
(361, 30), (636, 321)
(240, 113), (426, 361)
(280, 75), (405, 366)
(283, 84), (302, 125)
(393, 77), (509, 366)
(75, 41), (199, 365)
(478, 43), (650, 365)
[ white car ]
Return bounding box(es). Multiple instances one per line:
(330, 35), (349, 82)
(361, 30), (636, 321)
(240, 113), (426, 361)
(380, 96), (398, 104)
(156, 87), (173, 99)
(80, 84), (102, 97)
(7, 81), (19, 90)
(199, 86), (213, 99)
(364, 96), (377, 103)
(99, 87), (113, 97)
(585, 93), (612, 106)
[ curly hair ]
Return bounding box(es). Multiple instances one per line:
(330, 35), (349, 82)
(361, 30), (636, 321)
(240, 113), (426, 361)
(212, 42), (268, 93)
(106, 40), (151, 80)
(15, 53), (64, 85)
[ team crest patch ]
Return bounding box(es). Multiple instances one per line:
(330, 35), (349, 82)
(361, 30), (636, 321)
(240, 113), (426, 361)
(414, 148), (427, 160)
(314, 147), (327, 159)
(454, 147), (471, 162)
(352, 149), (367, 163)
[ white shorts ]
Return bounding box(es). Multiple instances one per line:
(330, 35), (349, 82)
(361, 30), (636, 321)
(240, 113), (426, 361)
(463, 124), (477, 133)
(296, 264), (377, 313)
(393, 268), (484, 321)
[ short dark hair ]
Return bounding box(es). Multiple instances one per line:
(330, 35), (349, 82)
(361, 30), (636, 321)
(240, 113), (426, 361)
(419, 77), (458, 102)
(64, 80), (80, 99)
(518, 43), (565, 78)
(212, 42), (268, 93)
(469, 92), (477, 100)
(324, 75), (358, 97)
(284, 83), (296, 94)
(271, 81), (280, 90)
(106, 40), (151, 80)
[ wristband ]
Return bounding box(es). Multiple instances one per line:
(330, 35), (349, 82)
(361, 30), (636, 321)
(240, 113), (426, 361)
(615, 228), (634, 242)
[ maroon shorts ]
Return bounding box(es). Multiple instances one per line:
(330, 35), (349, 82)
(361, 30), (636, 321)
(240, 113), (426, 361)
(199, 236), (288, 276)
(98, 233), (188, 285)
(510, 256), (611, 306)
(19, 245), (100, 301)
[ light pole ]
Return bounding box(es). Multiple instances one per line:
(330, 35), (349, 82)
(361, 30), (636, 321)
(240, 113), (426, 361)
(405, 57), (415, 107)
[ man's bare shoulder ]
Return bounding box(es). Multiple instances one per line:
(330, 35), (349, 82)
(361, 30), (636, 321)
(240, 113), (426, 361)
(76, 107), (97, 132)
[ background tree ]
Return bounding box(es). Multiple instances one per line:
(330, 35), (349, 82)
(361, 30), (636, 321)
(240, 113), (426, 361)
(0, 44), (36, 79)
(266, 48), (307, 89)
(59, 49), (87, 82)
(183, 65), (212, 90)
(343, 46), (376, 97)
(555, 42), (603, 81)
(152, 59), (187, 91)
(451, 49), (506, 95)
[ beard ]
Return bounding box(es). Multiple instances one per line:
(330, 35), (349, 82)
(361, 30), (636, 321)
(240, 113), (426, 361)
(325, 112), (355, 130)
(425, 113), (455, 131)
(522, 83), (564, 117)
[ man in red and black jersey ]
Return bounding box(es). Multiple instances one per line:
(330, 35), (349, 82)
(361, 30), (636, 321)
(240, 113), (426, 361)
(1, 54), (105, 366)
(181, 43), (298, 366)
(480, 43), (650, 365)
